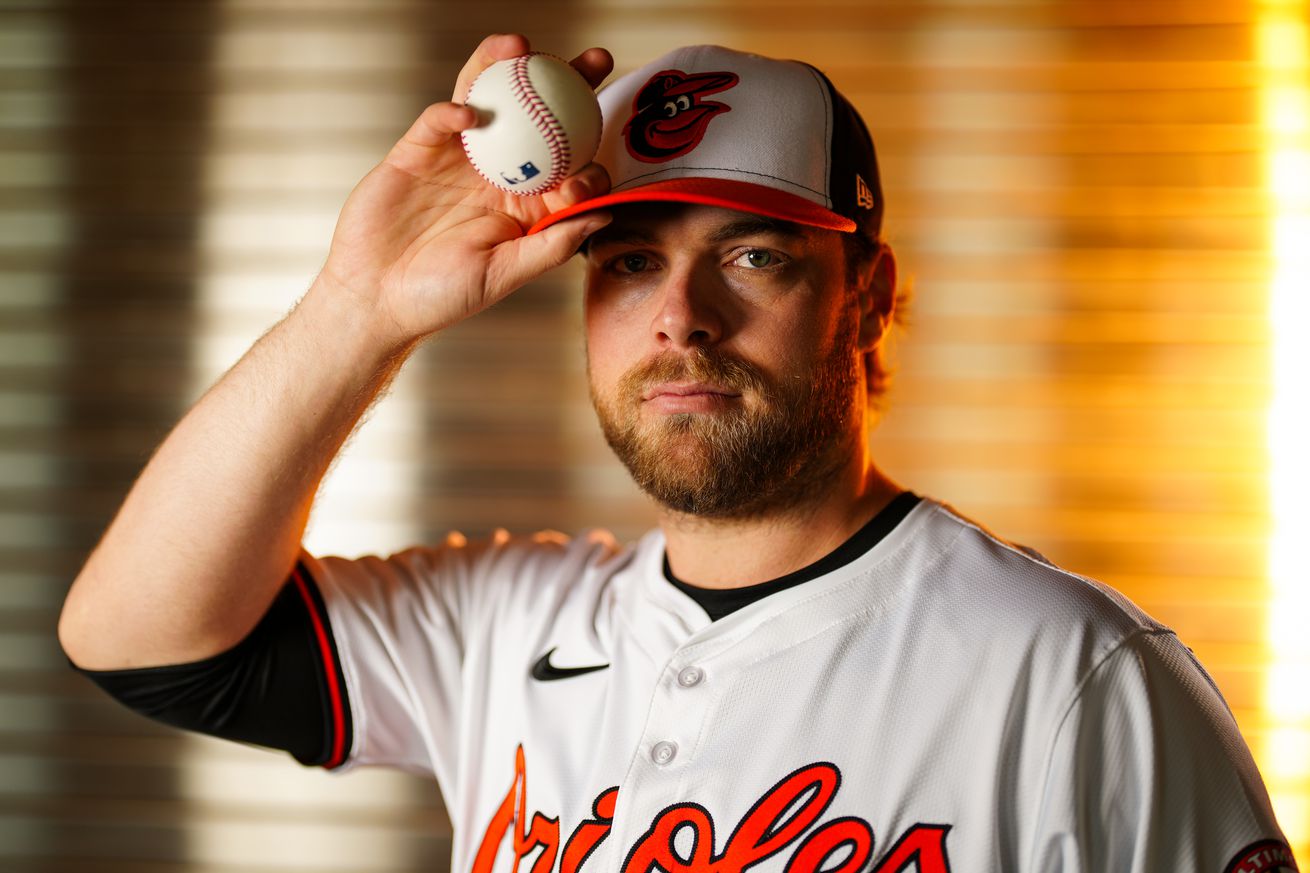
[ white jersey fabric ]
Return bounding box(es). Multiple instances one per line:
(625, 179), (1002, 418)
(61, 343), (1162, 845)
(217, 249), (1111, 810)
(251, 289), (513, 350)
(303, 498), (1293, 873)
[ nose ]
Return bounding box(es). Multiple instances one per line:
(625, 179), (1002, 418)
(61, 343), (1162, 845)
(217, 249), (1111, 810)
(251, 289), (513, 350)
(652, 265), (724, 350)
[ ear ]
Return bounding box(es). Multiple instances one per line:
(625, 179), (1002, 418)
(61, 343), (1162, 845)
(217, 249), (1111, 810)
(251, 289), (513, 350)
(857, 242), (897, 351)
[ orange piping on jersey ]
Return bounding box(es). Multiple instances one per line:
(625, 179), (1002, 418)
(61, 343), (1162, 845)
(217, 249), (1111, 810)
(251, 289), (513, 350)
(292, 565), (347, 768)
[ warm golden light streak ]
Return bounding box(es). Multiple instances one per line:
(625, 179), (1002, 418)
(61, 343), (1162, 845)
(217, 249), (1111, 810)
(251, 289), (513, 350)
(1259, 0), (1310, 861)
(179, 5), (432, 870)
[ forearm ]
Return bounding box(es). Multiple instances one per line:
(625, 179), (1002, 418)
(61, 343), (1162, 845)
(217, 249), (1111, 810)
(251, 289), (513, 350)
(59, 279), (414, 669)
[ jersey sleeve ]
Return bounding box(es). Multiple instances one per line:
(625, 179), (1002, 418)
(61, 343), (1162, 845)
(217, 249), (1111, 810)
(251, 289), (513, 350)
(298, 546), (465, 779)
(301, 528), (625, 797)
(300, 532), (564, 783)
(1026, 629), (1295, 872)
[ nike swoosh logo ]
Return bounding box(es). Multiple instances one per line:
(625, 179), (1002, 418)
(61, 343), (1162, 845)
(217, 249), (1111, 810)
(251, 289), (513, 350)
(531, 647), (609, 682)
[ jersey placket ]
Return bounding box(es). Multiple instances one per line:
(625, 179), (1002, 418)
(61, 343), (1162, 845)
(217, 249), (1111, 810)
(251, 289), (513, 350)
(605, 634), (726, 868)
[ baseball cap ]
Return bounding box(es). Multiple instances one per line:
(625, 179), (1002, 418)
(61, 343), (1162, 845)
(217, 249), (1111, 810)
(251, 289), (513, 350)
(529, 45), (884, 239)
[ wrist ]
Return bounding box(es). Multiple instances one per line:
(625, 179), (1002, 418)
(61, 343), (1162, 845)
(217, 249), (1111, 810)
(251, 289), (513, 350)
(300, 272), (423, 368)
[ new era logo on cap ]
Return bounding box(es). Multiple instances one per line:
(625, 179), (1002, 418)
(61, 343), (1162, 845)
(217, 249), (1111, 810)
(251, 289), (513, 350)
(530, 45), (884, 240)
(856, 174), (876, 210)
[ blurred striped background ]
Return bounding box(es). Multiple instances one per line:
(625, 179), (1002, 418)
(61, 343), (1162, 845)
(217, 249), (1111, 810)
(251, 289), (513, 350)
(1, 0), (1306, 869)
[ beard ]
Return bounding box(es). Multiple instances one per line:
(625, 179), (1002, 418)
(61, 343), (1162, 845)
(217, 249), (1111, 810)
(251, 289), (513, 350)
(590, 318), (862, 520)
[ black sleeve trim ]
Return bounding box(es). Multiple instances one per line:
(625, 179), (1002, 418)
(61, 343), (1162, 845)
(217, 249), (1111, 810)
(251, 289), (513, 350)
(71, 561), (354, 768)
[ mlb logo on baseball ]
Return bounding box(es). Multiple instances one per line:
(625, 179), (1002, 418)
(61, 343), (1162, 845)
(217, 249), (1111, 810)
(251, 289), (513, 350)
(501, 161), (541, 186)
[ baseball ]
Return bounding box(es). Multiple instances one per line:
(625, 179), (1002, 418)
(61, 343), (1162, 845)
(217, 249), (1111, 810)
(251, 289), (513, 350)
(460, 53), (603, 196)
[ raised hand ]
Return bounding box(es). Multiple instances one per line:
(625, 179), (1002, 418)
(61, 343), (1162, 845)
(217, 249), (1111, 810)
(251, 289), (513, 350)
(317, 33), (614, 349)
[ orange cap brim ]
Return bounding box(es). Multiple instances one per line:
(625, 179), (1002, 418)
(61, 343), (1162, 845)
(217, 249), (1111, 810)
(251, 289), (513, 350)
(527, 177), (856, 236)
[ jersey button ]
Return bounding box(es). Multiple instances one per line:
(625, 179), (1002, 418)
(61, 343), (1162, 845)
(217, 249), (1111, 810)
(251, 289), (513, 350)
(651, 741), (678, 765)
(676, 666), (704, 688)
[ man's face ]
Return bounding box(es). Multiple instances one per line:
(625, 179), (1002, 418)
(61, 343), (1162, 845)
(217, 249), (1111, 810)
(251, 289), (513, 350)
(583, 204), (866, 519)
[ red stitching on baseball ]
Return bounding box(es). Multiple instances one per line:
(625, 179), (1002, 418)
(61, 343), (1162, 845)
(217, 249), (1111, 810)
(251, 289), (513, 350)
(508, 52), (572, 194)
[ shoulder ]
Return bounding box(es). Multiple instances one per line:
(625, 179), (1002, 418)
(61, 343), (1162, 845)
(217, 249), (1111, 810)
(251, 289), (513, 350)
(896, 498), (1178, 710)
(915, 498), (1163, 636)
(303, 528), (636, 618)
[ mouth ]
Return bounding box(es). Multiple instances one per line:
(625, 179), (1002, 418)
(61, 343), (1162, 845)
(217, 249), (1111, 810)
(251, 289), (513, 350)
(641, 382), (742, 414)
(642, 381), (739, 400)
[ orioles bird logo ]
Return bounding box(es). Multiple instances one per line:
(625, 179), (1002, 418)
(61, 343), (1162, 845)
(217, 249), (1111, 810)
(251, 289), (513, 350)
(622, 68), (740, 163)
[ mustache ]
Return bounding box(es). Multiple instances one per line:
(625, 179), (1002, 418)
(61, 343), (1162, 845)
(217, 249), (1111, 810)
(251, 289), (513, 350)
(619, 348), (770, 399)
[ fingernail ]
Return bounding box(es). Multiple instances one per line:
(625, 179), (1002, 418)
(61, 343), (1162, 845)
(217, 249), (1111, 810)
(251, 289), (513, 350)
(581, 212), (611, 234)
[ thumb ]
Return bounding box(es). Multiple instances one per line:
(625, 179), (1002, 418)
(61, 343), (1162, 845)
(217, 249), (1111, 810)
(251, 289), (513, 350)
(489, 212), (612, 293)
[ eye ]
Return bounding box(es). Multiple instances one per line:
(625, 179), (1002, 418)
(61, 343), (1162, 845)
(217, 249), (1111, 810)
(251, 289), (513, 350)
(663, 101), (677, 117)
(676, 95), (691, 111)
(731, 249), (781, 269)
(615, 253), (652, 273)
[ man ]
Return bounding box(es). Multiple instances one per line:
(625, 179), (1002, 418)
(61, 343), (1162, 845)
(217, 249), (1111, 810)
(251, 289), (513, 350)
(59, 34), (1296, 873)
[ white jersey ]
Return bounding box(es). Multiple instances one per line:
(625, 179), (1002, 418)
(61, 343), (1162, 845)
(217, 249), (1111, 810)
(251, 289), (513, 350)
(303, 498), (1294, 873)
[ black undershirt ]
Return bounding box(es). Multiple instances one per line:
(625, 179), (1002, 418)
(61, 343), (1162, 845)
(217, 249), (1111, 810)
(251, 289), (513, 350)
(665, 491), (921, 621)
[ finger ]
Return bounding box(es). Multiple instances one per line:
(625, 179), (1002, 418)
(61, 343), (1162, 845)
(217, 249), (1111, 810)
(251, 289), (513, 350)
(540, 163), (612, 214)
(452, 33), (531, 102)
(396, 101), (477, 151)
(491, 211), (613, 293)
(569, 47), (614, 90)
